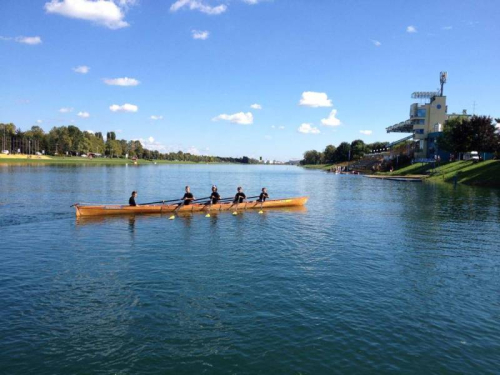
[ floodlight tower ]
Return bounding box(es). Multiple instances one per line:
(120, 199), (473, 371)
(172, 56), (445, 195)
(440, 71), (447, 96)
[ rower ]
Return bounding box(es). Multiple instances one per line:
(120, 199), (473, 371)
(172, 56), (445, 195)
(182, 186), (195, 205)
(210, 185), (220, 204)
(233, 186), (246, 203)
(257, 187), (269, 202)
(129, 191), (138, 206)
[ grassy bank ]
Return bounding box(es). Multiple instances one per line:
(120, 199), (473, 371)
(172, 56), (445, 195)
(0, 155), (208, 165)
(301, 161), (353, 171)
(380, 160), (500, 188)
(301, 164), (334, 170)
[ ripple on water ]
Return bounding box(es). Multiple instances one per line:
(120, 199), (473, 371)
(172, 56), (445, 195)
(1, 165), (500, 374)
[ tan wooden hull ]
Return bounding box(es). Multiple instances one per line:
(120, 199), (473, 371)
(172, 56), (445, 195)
(74, 197), (309, 217)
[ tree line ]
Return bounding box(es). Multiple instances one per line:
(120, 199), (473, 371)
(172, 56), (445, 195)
(301, 140), (389, 165)
(438, 116), (500, 157)
(0, 123), (258, 163)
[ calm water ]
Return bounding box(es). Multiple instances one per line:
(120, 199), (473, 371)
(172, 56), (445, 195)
(1, 164), (499, 374)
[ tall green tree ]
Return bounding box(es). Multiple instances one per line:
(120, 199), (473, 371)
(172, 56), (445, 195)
(335, 142), (351, 162)
(350, 139), (366, 160)
(323, 144), (337, 163)
(302, 150), (322, 165)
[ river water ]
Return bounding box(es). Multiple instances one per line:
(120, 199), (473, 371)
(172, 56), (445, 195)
(1, 164), (499, 374)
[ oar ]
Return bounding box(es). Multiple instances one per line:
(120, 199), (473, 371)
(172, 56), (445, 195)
(139, 198), (182, 206)
(204, 196), (233, 217)
(169, 199), (188, 220)
(231, 195), (259, 215)
(169, 196), (211, 220)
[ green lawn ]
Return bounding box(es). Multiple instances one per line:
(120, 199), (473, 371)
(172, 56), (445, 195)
(301, 164), (334, 170)
(381, 160), (500, 188)
(301, 161), (353, 171)
(0, 157), (211, 165)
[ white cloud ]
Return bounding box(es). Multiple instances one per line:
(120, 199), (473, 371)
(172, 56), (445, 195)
(59, 107), (73, 113)
(406, 25), (417, 33)
(298, 123), (320, 134)
(185, 146), (200, 155)
(359, 130), (373, 135)
(73, 65), (90, 74)
(278, 126), (285, 130)
(321, 109), (341, 127)
(442, 26), (452, 30)
(137, 137), (167, 152)
(250, 103), (262, 109)
(104, 77), (140, 86)
(1, 36), (42, 45)
(44, 0), (130, 29)
(299, 91), (332, 107)
(85, 129), (95, 134)
(36, 119), (43, 124)
(371, 39), (381, 47)
(170, 0), (227, 15)
(16, 36), (42, 45)
(150, 115), (163, 120)
(212, 112), (253, 125)
(77, 111), (90, 118)
(192, 30), (209, 40)
(243, 0), (267, 4)
(109, 103), (138, 112)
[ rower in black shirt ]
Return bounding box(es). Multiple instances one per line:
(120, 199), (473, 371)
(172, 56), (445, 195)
(182, 186), (195, 205)
(210, 185), (220, 204)
(233, 186), (246, 203)
(129, 191), (138, 206)
(258, 187), (269, 202)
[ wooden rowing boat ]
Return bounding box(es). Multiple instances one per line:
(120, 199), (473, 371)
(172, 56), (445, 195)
(74, 196), (309, 217)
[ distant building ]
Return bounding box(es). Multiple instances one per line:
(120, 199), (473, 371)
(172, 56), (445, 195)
(386, 72), (471, 161)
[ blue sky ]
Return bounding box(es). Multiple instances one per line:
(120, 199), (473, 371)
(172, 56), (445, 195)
(1, 0), (499, 160)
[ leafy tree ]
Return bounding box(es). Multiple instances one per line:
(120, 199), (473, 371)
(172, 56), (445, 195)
(335, 142), (351, 162)
(350, 139), (366, 160)
(302, 150), (322, 165)
(323, 144), (337, 163)
(469, 116), (499, 155)
(439, 116), (499, 157)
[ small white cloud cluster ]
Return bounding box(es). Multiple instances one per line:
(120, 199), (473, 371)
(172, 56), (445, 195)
(298, 123), (320, 134)
(213, 112), (253, 125)
(150, 115), (163, 120)
(59, 107), (73, 113)
(0, 36), (42, 45)
(406, 25), (417, 33)
(170, 0), (227, 15)
(299, 91), (332, 108)
(250, 103), (262, 109)
(192, 30), (209, 40)
(321, 109), (341, 127)
(359, 130), (372, 135)
(77, 111), (90, 118)
(110, 103), (138, 112)
(297, 92), (341, 134)
(104, 77), (140, 86)
(371, 39), (381, 47)
(44, 0), (132, 29)
(73, 65), (90, 74)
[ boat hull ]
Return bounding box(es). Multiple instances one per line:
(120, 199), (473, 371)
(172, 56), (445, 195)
(74, 197), (309, 217)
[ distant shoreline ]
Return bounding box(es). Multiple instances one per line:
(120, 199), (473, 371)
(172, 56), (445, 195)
(301, 160), (500, 188)
(0, 155), (224, 165)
